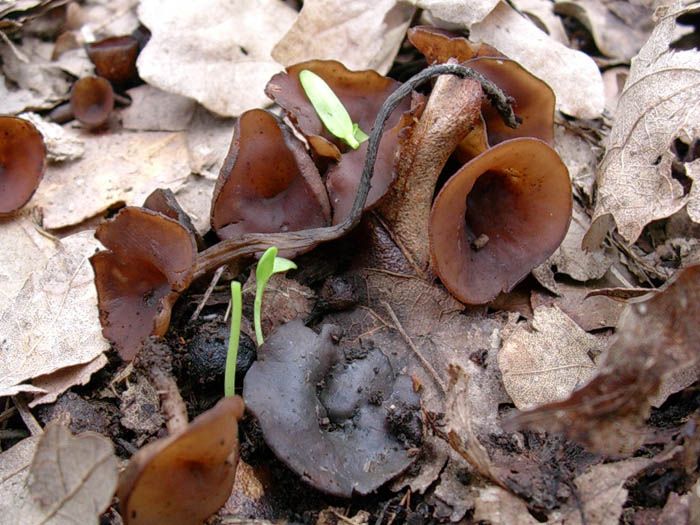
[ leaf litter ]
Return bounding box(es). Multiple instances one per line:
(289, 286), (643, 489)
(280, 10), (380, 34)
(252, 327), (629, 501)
(0, 0), (699, 523)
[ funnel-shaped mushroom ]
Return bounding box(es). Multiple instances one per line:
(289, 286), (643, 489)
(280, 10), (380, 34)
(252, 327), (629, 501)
(244, 320), (422, 498)
(86, 36), (140, 88)
(71, 76), (115, 129)
(265, 60), (412, 160)
(90, 207), (197, 361)
(118, 396), (245, 525)
(408, 26), (555, 147)
(0, 116), (46, 216)
(430, 138), (571, 304)
(210, 109), (331, 240)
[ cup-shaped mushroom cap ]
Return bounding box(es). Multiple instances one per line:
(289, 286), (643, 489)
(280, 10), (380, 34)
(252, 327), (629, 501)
(265, 60), (411, 160)
(71, 76), (115, 129)
(86, 36), (140, 87)
(407, 25), (503, 65)
(90, 207), (197, 361)
(118, 396), (245, 525)
(244, 320), (422, 498)
(210, 109), (331, 240)
(430, 138), (571, 305)
(0, 116), (46, 216)
(465, 56), (555, 146)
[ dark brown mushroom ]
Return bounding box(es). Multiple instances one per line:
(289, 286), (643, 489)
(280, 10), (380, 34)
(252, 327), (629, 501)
(118, 395), (245, 525)
(210, 108), (331, 241)
(429, 137), (572, 305)
(86, 35), (140, 88)
(408, 26), (555, 147)
(71, 76), (115, 129)
(143, 188), (204, 250)
(0, 116), (46, 216)
(90, 207), (197, 361)
(243, 320), (422, 498)
(265, 60), (413, 161)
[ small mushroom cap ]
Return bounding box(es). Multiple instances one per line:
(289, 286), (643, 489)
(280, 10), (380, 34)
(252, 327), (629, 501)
(430, 138), (572, 304)
(86, 35), (140, 87)
(210, 108), (331, 240)
(244, 320), (421, 498)
(118, 395), (245, 525)
(90, 207), (197, 361)
(71, 76), (115, 128)
(0, 116), (46, 216)
(265, 60), (410, 160)
(143, 188), (204, 250)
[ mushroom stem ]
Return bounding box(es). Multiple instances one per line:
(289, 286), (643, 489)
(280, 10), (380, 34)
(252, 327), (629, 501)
(193, 64), (517, 280)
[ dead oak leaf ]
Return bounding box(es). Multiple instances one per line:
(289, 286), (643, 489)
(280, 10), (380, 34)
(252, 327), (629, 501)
(515, 265), (700, 454)
(498, 306), (603, 410)
(136, 0), (297, 117)
(585, 5), (700, 246)
(273, 0), (414, 75)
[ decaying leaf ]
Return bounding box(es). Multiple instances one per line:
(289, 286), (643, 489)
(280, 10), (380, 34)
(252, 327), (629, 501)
(273, 0), (414, 75)
(498, 306), (603, 410)
(0, 231), (109, 398)
(515, 265), (700, 454)
(586, 4), (700, 246)
(402, 0), (500, 28)
(511, 0), (569, 45)
(136, 0), (297, 117)
(18, 112), (85, 162)
(28, 421), (118, 522)
(29, 354), (109, 408)
(0, 422), (117, 524)
(472, 485), (540, 525)
(121, 85), (197, 132)
(32, 128), (190, 229)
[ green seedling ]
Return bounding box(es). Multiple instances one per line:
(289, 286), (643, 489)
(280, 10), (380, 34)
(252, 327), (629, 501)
(254, 247), (297, 346)
(299, 69), (369, 149)
(224, 281), (242, 397)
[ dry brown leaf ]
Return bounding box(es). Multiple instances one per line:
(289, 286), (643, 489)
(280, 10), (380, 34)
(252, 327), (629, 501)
(28, 354), (109, 408)
(136, 0), (296, 117)
(27, 421), (117, 523)
(554, 0), (653, 60)
(0, 436), (41, 519)
(515, 265), (700, 454)
(472, 485), (539, 525)
(586, 5), (700, 246)
(687, 158), (700, 223)
(498, 306), (603, 410)
(273, 0), (414, 75)
(0, 213), (57, 315)
(18, 112), (85, 162)
(121, 85), (196, 132)
(554, 124), (601, 200)
(33, 128), (190, 229)
(0, 231), (109, 398)
(511, 0), (569, 45)
(404, 0), (500, 28)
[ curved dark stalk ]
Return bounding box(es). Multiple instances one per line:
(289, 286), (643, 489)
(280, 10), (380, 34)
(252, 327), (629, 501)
(193, 63), (518, 280)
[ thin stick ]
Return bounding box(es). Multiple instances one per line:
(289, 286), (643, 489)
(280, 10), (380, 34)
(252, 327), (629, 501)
(381, 301), (447, 394)
(190, 265), (225, 321)
(193, 64), (517, 279)
(12, 395), (43, 436)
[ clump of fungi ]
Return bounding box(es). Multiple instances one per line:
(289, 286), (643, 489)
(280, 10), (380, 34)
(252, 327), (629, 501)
(0, 116), (46, 216)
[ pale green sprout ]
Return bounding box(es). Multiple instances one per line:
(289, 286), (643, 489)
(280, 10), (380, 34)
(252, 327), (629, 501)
(299, 69), (369, 149)
(254, 247), (297, 346)
(224, 281), (242, 397)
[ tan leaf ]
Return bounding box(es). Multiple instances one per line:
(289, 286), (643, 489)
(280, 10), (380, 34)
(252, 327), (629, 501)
(586, 6), (700, 245)
(27, 421), (118, 523)
(498, 306), (602, 410)
(0, 231), (109, 398)
(28, 354), (109, 408)
(121, 85), (196, 132)
(33, 128), (190, 229)
(473, 485), (539, 525)
(273, 0), (414, 75)
(136, 0), (297, 117)
(403, 0), (500, 28)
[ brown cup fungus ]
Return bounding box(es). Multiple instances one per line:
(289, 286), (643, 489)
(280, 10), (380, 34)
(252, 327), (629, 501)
(71, 76), (115, 129)
(243, 320), (422, 498)
(210, 108), (331, 241)
(86, 35), (140, 88)
(118, 396), (245, 525)
(429, 137), (572, 304)
(90, 207), (197, 361)
(0, 116), (46, 216)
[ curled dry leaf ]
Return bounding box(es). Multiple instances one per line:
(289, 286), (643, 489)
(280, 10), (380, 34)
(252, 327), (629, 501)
(272, 0), (414, 75)
(136, 0), (297, 117)
(28, 421), (118, 522)
(514, 265), (700, 454)
(585, 6), (700, 246)
(498, 306), (603, 410)
(403, 0), (500, 28)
